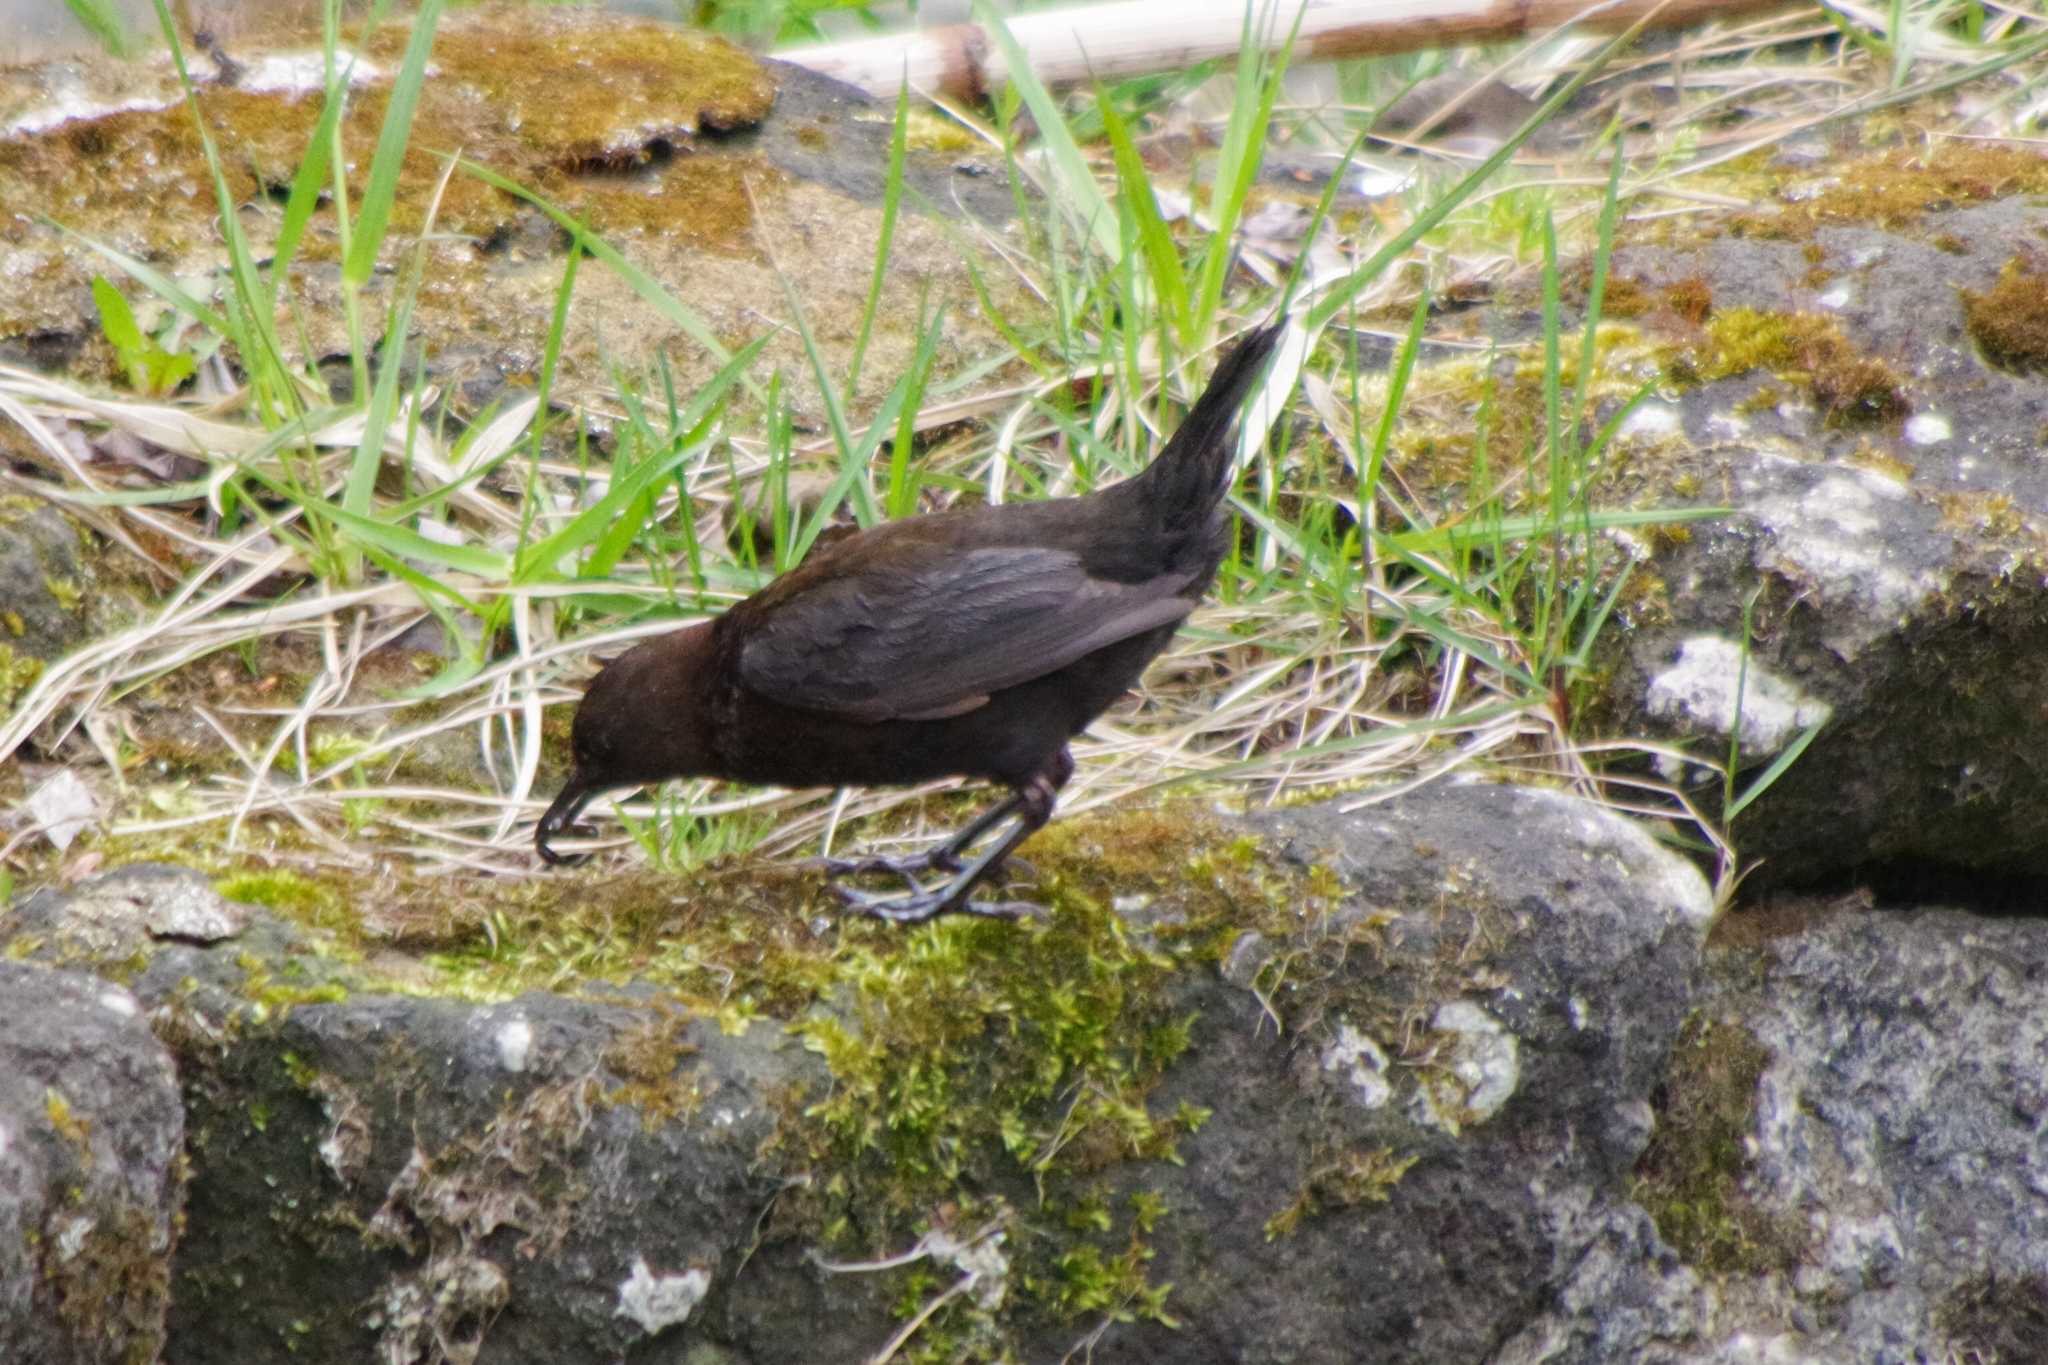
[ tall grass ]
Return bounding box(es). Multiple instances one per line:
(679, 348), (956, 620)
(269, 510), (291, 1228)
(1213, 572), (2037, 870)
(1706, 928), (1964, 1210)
(10, 0), (2037, 892)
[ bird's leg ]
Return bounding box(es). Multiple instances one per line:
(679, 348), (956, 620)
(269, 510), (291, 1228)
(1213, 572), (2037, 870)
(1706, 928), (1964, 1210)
(833, 759), (1068, 924)
(810, 793), (1023, 882)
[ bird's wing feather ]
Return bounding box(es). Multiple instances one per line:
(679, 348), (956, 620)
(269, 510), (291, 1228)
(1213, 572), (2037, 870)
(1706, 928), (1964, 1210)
(737, 543), (1195, 721)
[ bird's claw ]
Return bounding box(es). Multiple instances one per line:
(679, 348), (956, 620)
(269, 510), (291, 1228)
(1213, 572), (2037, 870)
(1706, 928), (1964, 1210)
(536, 823), (597, 867)
(830, 883), (1043, 924)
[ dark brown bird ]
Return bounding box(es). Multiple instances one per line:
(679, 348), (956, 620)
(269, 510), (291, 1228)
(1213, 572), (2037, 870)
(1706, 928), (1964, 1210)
(537, 322), (1288, 922)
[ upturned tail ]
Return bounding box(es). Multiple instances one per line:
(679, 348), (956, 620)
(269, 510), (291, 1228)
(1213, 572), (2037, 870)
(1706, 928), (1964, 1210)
(1137, 320), (1288, 529)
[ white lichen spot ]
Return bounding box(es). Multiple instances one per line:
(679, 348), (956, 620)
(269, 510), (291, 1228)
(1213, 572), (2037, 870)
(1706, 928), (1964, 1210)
(1619, 399), (1682, 439)
(241, 51), (384, 94)
(1433, 1001), (1519, 1122)
(928, 1227), (1011, 1309)
(26, 769), (99, 852)
(8, 92), (173, 137)
(1817, 283), (1853, 310)
(1321, 1022), (1394, 1109)
(1568, 996), (1590, 1030)
(97, 988), (137, 1017)
(615, 1257), (710, 1336)
(1904, 411), (1952, 446)
(55, 1214), (95, 1261)
(1705, 411), (1751, 440)
(1746, 464), (1949, 657)
(1352, 162), (1418, 198)
(495, 1017), (533, 1074)
(1645, 636), (1833, 755)
(142, 879), (248, 943)
(318, 1133), (348, 1179)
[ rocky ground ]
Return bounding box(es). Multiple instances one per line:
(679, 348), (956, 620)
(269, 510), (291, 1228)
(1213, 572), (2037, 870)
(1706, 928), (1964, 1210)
(6, 7), (2048, 1364)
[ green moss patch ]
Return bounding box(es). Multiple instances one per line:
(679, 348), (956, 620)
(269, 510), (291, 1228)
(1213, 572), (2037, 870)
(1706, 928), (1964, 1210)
(1669, 306), (1907, 428)
(1632, 1014), (1803, 1275)
(1727, 142), (2048, 239)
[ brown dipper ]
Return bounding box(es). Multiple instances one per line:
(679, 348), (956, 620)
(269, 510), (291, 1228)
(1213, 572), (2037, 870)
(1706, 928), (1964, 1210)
(537, 321), (1287, 922)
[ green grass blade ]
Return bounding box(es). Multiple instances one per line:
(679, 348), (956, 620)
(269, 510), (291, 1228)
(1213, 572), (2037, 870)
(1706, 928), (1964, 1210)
(344, 0), (445, 291)
(971, 0), (1119, 261)
(848, 82), (911, 393)
(1097, 83), (1190, 338)
(1727, 718), (1826, 822)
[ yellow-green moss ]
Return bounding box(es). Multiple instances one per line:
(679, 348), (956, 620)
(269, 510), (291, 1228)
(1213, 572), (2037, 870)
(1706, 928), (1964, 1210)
(1263, 1145), (1417, 1240)
(598, 1005), (704, 1130)
(233, 948), (350, 1020)
(214, 869), (363, 944)
(1672, 306), (1906, 428)
(41, 575), (83, 612)
(1845, 444), (1915, 485)
(902, 108), (979, 155)
(0, 644), (45, 709)
(0, 8), (775, 347)
(1727, 142), (2048, 239)
(367, 11), (776, 167)
(1962, 255), (2048, 373)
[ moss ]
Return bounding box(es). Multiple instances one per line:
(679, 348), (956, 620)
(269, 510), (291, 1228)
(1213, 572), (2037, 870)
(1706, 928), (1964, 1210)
(731, 802), (1343, 1339)
(1726, 142), (2048, 239)
(1598, 275), (1651, 318)
(367, 11), (776, 167)
(1935, 489), (2025, 539)
(40, 1202), (172, 1365)
(1935, 1271), (2048, 1364)
(902, 108), (979, 155)
(1673, 306), (1907, 428)
(0, 644), (45, 709)
(1263, 1145), (1417, 1240)
(598, 1005), (704, 1129)
(45, 1087), (91, 1150)
(234, 949), (351, 1019)
(0, 7), (775, 348)
(1845, 444), (1915, 485)
(1662, 276), (1713, 328)
(1962, 254), (2048, 373)
(574, 156), (788, 255)
(41, 574), (83, 612)
(1632, 1014), (1803, 1275)
(214, 870), (364, 945)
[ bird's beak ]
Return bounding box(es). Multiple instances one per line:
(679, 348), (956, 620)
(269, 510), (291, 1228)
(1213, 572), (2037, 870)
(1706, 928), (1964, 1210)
(536, 774), (598, 866)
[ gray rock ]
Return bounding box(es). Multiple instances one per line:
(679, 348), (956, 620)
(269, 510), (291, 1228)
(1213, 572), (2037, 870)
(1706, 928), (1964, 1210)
(1, 786), (1726, 1363)
(0, 960), (184, 1365)
(0, 499), (91, 670)
(1055, 780), (1716, 1363)
(1686, 900), (2048, 1365)
(1587, 195), (2048, 886)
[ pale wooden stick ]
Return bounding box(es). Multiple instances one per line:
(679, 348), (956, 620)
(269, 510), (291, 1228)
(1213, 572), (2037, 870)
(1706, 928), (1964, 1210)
(780, 0), (1800, 102)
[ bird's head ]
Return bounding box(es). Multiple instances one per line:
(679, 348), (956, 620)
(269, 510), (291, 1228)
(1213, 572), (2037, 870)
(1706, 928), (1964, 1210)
(536, 622), (717, 865)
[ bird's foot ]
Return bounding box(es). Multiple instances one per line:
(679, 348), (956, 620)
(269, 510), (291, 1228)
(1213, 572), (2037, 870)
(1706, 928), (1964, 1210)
(804, 848), (963, 883)
(535, 823), (598, 867)
(831, 883), (1043, 924)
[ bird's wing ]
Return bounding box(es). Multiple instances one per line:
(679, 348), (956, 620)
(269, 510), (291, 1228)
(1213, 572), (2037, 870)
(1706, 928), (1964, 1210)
(736, 542), (1196, 722)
